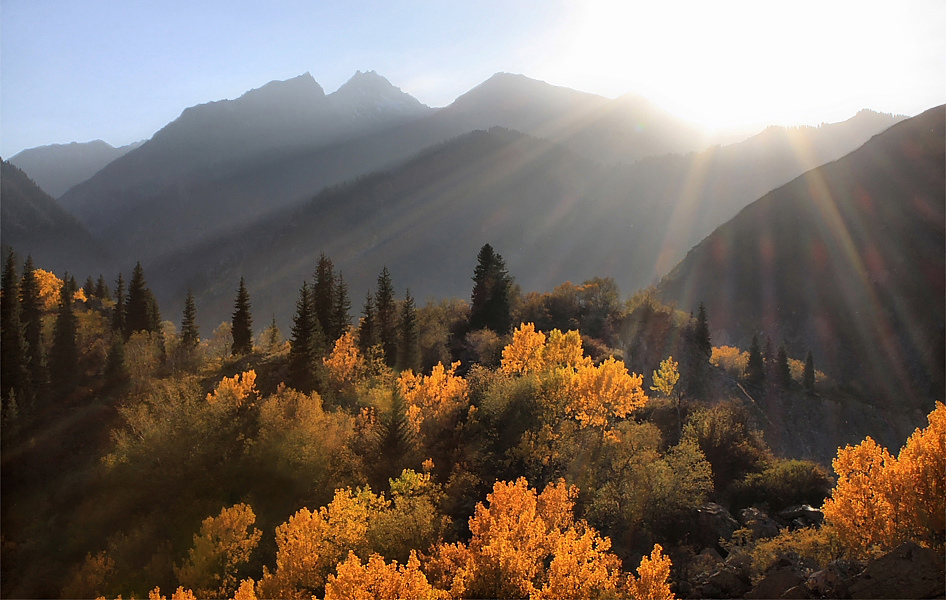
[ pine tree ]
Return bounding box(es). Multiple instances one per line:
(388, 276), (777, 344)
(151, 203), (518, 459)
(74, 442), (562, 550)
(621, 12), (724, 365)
(231, 277), (253, 355)
(313, 252), (335, 339)
(1, 250), (27, 405)
(94, 274), (111, 301)
(330, 271), (352, 340)
(20, 257), (47, 400)
(397, 289), (419, 372)
(125, 262), (159, 336)
(373, 387), (416, 487)
(181, 289), (199, 349)
(82, 276), (95, 302)
(375, 266), (397, 367)
(112, 273), (126, 334)
(469, 243), (513, 334)
(50, 279), (79, 392)
(776, 344), (792, 388)
(745, 334), (765, 389)
(803, 350), (816, 394)
(693, 302), (712, 363)
(358, 292), (376, 354)
(289, 282), (325, 392)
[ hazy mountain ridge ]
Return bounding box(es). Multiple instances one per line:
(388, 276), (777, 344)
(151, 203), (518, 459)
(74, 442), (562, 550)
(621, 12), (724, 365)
(657, 105), (945, 410)
(8, 139), (144, 199)
(0, 159), (112, 275)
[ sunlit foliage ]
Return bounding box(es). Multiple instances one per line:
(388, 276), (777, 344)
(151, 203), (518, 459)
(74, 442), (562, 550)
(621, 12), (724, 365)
(398, 361), (469, 436)
(324, 330), (365, 392)
(324, 551), (442, 600)
(34, 268), (63, 311)
(626, 544), (675, 600)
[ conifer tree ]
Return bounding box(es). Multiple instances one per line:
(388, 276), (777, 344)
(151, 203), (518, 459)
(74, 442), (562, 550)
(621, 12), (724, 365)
(776, 344), (792, 388)
(263, 315), (282, 353)
(763, 335), (776, 383)
(358, 292), (376, 354)
(397, 289), (419, 372)
(112, 273), (126, 334)
(94, 274), (111, 301)
(803, 350), (816, 394)
(745, 334), (765, 389)
(50, 279), (79, 392)
(289, 282), (325, 392)
(231, 277), (253, 355)
(181, 289), (199, 349)
(313, 253), (335, 339)
(82, 276), (95, 302)
(105, 336), (126, 382)
(125, 262), (159, 337)
(1, 250), (27, 404)
(330, 271), (352, 341)
(20, 257), (47, 399)
(469, 243), (513, 334)
(375, 266), (397, 367)
(693, 302), (712, 363)
(373, 387), (416, 487)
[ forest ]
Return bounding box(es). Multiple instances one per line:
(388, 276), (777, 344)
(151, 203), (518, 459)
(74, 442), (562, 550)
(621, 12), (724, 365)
(1, 244), (943, 599)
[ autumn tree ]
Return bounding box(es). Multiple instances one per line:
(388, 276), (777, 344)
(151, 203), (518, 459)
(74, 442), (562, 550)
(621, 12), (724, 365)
(289, 282), (325, 393)
(181, 289), (199, 350)
(469, 243), (513, 334)
(231, 277), (253, 355)
(397, 289), (419, 372)
(50, 279), (79, 391)
(626, 543), (675, 600)
(375, 266), (398, 367)
(324, 551), (441, 600)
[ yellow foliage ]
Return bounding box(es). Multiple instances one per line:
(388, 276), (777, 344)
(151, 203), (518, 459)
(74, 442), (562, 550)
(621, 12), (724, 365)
(63, 550), (115, 599)
(398, 361), (469, 434)
(626, 543), (674, 600)
(74, 287), (88, 303)
(175, 503), (262, 598)
(544, 329), (589, 371)
(650, 356), (680, 398)
(710, 346), (747, 378)
(569, 358), (647, 429)
(324, 551), (443, 600)
(207, 370), (258, 408)
(535, 526), (623, 600)
(324, 330), (364, 391)
(231, 578), (258, 600)
(34, 268), (63, 311)
(501, 323), (547, 375)
(171, 588), (197, 600)
(823, 402), (946, 557)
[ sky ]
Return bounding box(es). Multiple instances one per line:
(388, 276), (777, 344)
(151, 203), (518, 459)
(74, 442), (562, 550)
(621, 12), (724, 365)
(2, 0), (944, 157)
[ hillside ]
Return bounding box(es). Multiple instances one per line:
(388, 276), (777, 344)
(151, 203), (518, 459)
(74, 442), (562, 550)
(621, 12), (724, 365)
(0, 159), (112, 275)
(8, 139), (143, 198)
(658, 105), (945, 410)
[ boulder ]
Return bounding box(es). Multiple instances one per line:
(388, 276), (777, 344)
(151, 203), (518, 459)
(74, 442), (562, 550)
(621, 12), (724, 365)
(777, 504), (823, 527)
(848, 541), (945, 599)
(745, 556), (810, 600)
(739, 507), (781, 540)
(696, 503), (740, 551)
(807, 559), (864, 598)
(702, 568), (751, 598)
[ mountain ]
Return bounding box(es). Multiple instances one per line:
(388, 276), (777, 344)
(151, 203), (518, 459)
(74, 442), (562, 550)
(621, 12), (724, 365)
(8, 139), (144, 198)
(0, 160), (112, 275)
(657, 105), (945, 411)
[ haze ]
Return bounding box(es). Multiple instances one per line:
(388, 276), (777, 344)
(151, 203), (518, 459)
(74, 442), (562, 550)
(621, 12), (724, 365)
(2, 0), (944, 156)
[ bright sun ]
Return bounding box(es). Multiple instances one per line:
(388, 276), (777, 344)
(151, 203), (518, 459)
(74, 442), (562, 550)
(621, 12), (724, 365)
(539, 0), (938, 131)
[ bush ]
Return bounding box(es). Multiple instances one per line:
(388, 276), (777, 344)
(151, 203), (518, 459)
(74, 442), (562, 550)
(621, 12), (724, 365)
(730, 459), (833, 512)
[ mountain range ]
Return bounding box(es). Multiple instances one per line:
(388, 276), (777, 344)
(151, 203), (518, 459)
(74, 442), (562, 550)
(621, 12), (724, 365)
(8, 139), (144, 199)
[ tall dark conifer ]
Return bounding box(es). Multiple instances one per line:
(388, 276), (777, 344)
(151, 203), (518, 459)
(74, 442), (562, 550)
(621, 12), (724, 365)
(181, 289), (199, 349)
(693, 302), (712, 363)
(231, 277), (253, 355)
(112, 273), (126, 334)
(20, 257), (47, 399)
(803, 350), (816, 394)
(289, 282), (325, 392)
(313, 253), (335, 339)
(50, 279), (79, 392)
(330, 271), (352, 340)
(745, 334), (765, 389)
(82, 276), (95, 302)
(1, 250), (26, 404)
(776, 344), (792, 388)
(125, 262), (159, 337)
(358, 292), (376, 354)
(372, 387), (416, 488)
(94, 275), (111, 301)
(397, 289), (419, 372)
(375, 266), (397, 367)
(469, 243), (513, 334)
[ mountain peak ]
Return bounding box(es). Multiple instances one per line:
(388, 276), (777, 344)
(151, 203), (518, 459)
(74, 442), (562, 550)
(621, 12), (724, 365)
(327, 70), (429, 120)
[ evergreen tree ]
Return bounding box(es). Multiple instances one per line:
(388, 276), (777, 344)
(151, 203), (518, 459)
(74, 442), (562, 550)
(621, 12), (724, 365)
(82, 276), (95, 302)
(803, 350), (816, 394)
(693, 302), (712, 362)
(125, 262), (159, 337)
(94, 274), (111, 301)
(373, 387), (416, 487)
(1, 250), (27, 404)
(313, 253), (335, 338)
(375, 266), (398, 367)
(263, 315), (282, 353)
(469, 243), (513, 334)
(358, 292), (376, 354)
(763, 335), (776, 383)
(50, 279), (79, 392)
(745, 334), (765, 389)
(181, 289), (199, 349)
(288, 282), (325, 392)
(231, 277), (253, 355)
(112, 273), (126, 334)
(20, 257), (47, 399)
(397, 289), (419, 372)
(776, 344), (792, 388)
(105, 336), (126, 382)
(330, 271), (352, 340)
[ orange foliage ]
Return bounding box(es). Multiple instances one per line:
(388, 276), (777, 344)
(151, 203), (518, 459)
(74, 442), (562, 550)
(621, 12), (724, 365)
(324, 551), (442, 600)
(626, 543), (675, 600)
(501, 323), (547, 376)
(569, 358), (647, 429)
(34, 268), (63, 311)
(324, 330), (364, 391)
(206, 370), (259, 408)
(398, 361), (468, 435)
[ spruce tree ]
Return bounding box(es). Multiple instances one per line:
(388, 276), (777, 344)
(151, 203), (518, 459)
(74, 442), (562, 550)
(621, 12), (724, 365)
(694, 302), (712, 362)
(469, 243), (513, 334)
(803, 350), (816, 394)
(231, 277), (253, 355)
(20, 257), (47, 399)
(1, 250), (27, 404)
(82, 276), (95, 302)
(776, 344), (792, 388)
(745, 334), (765, 389)
(358, 292), (376, 354)
(397, 289), (419, 372)
(112, 273), (126, 334)
(94, 274), (111, 301)
(181, 289), (199, 349)
(373, 387), (416, 487)
(50, 279), (79, 392)
(289, 282), (325, 392)
(125, 262), (159, 336)
(330, 271), (352, 340)
(375, 266), (397, 367)
(313, 253), (335, 340)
